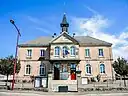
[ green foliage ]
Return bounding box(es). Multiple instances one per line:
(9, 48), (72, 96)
(91, 77), (96, 82)
(113, 57), (128, 87)
(96, 74), (101, 82)
(113, 57), (128, 76)
(0, 55), (21, 85)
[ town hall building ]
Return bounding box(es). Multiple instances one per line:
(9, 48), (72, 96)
(17, 14), (113, 91)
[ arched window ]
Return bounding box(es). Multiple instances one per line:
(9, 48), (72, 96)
(86, 64), (91, 74)
(55, 47), (60, 56)
(70, 46), (75, 56)
(100, 64), (105, 73)
(40, 63), (46, 75)
(63, 46), (68, 55)
(26, 65), (31, 75)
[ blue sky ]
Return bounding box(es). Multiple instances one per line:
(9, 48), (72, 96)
(0, 0), (128, 59)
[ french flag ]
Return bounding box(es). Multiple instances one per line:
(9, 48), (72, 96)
(65, 50), (69, 55)
(63, 50), (69, 57)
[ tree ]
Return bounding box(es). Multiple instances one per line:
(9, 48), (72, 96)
(113, 57), (128, 87)
(0, 55), (21, 86)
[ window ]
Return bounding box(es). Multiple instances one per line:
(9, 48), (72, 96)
(99, 49), (104, 56)
(62, 65), (67, 72)
(85, 49), (90, 57)
(100, 64), (105, 73)
(25, 65), (31, 75)
(54, 63), (60, 68)
(86, 64), (91, 74)
(70, 46), (75, 56)
(55, 47), (60, 56)
(63, 46), (68, 55)
(27, 49), (32, 57)
(70, 63), (76, 69)
(40, 63), (46, 75)
(40, 49), (45, 56)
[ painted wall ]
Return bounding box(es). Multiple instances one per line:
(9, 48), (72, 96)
(79, 46), (113, 78)
(18, 47), (50, 60)
(17, 45), (113, 81)
(17, 47), (50, 80)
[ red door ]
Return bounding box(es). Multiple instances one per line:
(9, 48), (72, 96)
(71, 71), (76, 80)
(70, 63), (76, 80)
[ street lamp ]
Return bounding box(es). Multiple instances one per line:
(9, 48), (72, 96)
(10, 19), (21, 90)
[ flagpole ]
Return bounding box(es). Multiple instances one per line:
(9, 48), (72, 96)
(10, 20), (21, 90)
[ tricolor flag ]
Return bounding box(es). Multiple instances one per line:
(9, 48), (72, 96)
(65, 50), (69, 55)
(63, 50), (69, 58)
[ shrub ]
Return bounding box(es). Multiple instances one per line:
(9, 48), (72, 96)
(22, 80), (27, 83)
(91, 77), (96, 82)
(96, 74), (101, 82)
(103, 80), (107, 82)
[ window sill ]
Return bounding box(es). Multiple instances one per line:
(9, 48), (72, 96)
(98, 56), (104, 58)
(85, 73), (92, 76)
(40, 55), (45, 57)
(100, 73), (106, 75)
(70, 55), (76, 57)
(26, 56), (32, 59)
(54, 55), (60, 57)
(40, 74), (46, 76)
(24, 74), (31, 76)
(85, 56), (91, 58)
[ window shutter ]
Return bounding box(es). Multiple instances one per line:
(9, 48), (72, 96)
(76, 48), (78, 55)
(76, 51), (78, 55)
(24, 65), (26, 75)
(30, 65), (31, 75)
(43, 50), (45, 56)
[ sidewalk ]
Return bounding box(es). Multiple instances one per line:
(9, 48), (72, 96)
(1, 89), (128, 95)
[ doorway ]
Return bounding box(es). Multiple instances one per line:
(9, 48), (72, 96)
(54, 65), (60, 80)
(70, 63), (76, 80)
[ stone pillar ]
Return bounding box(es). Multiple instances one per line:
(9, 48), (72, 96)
(48, 71), (52, 92)
(76, 70), (82, 89)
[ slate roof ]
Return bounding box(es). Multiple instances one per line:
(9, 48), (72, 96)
(19, 36), (112, 47)
(61, 14), (68, 25)
(75, 36), (112, 46)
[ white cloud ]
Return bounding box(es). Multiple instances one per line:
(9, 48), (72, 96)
(119, 27), (128, 39)
(71, 8), (128, 60)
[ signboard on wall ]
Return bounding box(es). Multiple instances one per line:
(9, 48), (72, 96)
(35, 78), (40, 87)
(42, 78), (47, 87)
(82, 78), (88, 84)
(60, 72), (69, 80)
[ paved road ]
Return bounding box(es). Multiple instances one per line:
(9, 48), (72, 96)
(1, 91), (128, 96)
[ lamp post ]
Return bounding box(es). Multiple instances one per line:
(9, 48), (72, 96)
(10, 19), (21, 90)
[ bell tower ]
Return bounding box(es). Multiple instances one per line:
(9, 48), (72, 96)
(60, 13), (69, 34)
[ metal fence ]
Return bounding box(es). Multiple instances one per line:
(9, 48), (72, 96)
(1, 76), (128, 89)
(80, 76), (128, 88)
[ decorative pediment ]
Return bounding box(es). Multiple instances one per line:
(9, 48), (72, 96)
(50, 32), (79, 44)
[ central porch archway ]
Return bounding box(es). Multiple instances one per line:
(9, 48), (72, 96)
(49, 60), (81, 80)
